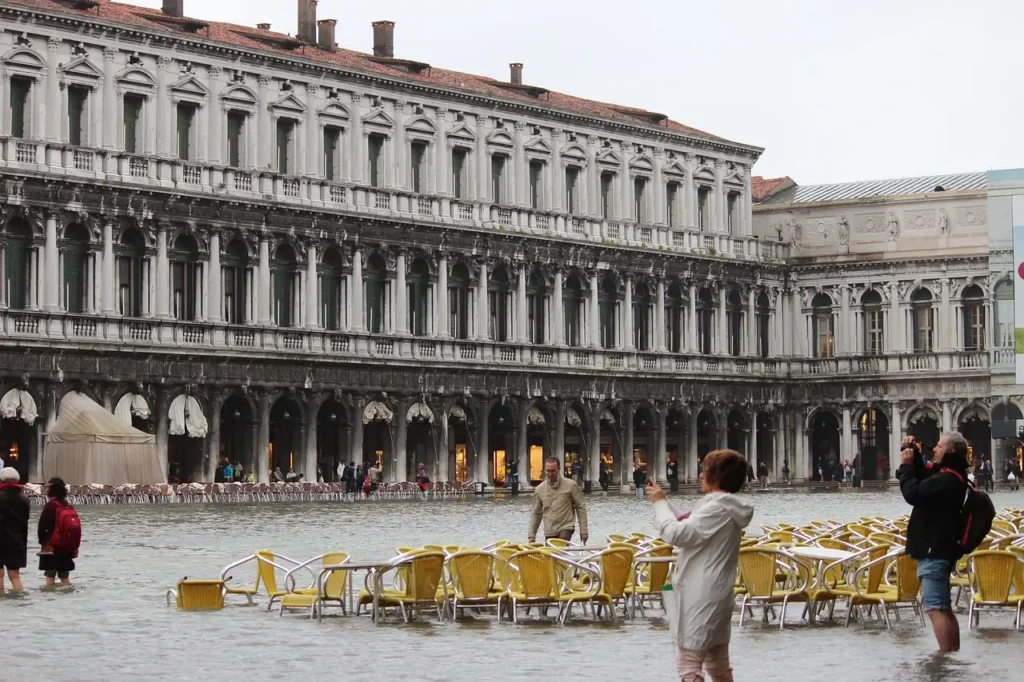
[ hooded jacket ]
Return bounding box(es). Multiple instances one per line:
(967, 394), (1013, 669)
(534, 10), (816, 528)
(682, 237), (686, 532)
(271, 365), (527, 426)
(0, 482), (30, 562)
(653, 491), (754, 651)
(898, 457), (967, 561)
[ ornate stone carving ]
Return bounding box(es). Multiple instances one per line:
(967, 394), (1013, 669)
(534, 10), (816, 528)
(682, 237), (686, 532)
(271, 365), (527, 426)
(837, 214), (848, 244)
(807, 217), (836, 240)
(955, 206), (987, 228)
(887, 211), (899, 240)
(903, 209), (936, 231)
(785, 216), (802, 247)
(937, 208), (949, 234)
(854, 212), (887, 235)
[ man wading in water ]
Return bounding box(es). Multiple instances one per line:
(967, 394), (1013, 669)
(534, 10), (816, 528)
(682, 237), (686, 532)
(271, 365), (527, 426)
(528, 457), (589, 544)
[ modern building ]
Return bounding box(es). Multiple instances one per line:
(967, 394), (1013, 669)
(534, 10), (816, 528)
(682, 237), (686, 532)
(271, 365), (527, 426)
(0, 0), (1005, 487)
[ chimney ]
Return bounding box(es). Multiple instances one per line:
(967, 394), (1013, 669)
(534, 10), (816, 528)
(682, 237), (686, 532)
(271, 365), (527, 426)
(297, 0), (318, 44)
(162, 0), (184, 16)
(317, 19), (337, 52)
(510, 62), (523, 85)
(257, 23), (271, 31)
(372, 21), (395, 58)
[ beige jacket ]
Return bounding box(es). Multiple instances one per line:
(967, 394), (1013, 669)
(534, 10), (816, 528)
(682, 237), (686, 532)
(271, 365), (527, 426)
(528, 476), (588, 539)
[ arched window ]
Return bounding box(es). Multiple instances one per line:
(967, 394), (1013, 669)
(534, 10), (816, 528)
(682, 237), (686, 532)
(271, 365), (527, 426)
(408, 258), (431, 337)
(222, 238), (249, 324)
(995, 281), (1013, 349)
(62, 223), (90, 314)
(812, 293), (834, 358)
(449, 262), (472, 340)
(364, 253), (388, 334)
(726, 289), (743, 356)
(962, 285), (985, 351)
(862, 289), (884, 355)
(599, 276), (619, 349)
(633, 282), (652, 351)
(563, 274), (583, 347)
(696, 288), (714, 354)
(490, 265), (512, 342)
(117, 227), (146, 317)
(527, 270), (547, 344)
(170, 234), (200, 321)
(911, 288), (934, 353)
(271, 243), (298, 328)
(756, 291), (771, 358)
(319, 247), (344, 331)
(4, 219), (32, 311)
(666, 283), (686, 353)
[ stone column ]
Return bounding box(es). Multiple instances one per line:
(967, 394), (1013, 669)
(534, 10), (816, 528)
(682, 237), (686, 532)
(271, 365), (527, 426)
(748, 417), (759, 468)
(476, 402), (490, 484)
(655, 407), (667, 484)
(551, 130), (563, 212)
(100, 220), (116, 315)
(773, 289), (784, 357)
(889, 402), (902, 480)
(840, 284), (851, 355)
(101, 47), (119, 150)
(155, 225), (170, 318)
(684, 154), (697, 229)
(395, 250), (408, 335)
(302, 394), (317, 479)
(438, 410), (450, 483)
(476, 259), (489, 340)
(45, 38), (61, 142)
(713, 161), (726, 233)
(653, 149), (665, 226)
(43, 213), (58, 312)
(586, 136), (599, 217)
(589, 403), (602, 483)
(623, 276), (634, 351)
(718, 286), (727, 355)
(554, 401), (567, 470)
(394, 400), (409, 482)
(351, 248), (364, 332)
(39, 385), (58, 483)
(841, 405), (853, 465)
(942, 401), (952, 433)
(747, 287), (757, 357)
(305, 241), (318, 329)
(347, 93), (363, 184)
(206, 393), (224, 482)
(154, 56), (171, 157)
(474, 115), (488, 200)
(513, 121), (527, 206)
(437, 255), (450, 338)
(940, 278), (951, 351)
(434, 107), (448, 195)
(656, 278), (667, 352)
(743, 170), (753, 237)
(257, 391), (270, 483)
(589, 272), (600, 349)
(256, 234), (270, 324)
(155, 389), (169, 481)
(207, 230), (221, 323)
(889, 281), (901, 353)
(622, 403), (634, 486)
(688, 282), (697, 352)
(350, 397), (365, 468)
(516, 264), (528, 343)
(517, 401), (530, 485)
(552, 269), (564, 346)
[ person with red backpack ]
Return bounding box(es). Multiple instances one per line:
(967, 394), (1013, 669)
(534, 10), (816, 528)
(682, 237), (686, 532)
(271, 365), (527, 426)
(37, 478), (81, 586)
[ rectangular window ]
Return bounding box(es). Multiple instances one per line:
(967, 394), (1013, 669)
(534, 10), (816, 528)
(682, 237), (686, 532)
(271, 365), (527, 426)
(967, 304), (985, 351)
(367, 133), (385, 187)
(323, 125), (342, 181)
(491, 155), (507, 204)
(757, 311), (770, 358)
(727, 191), (740, 233)
(815, 312), (834, 358)
(565, 298), (581, 347)
(914, 307), (934, 353)
(697, 186), (711, 231)
(410, 141), (427, 193)
(565, 167), (580, 214)
(600, 172), (614, 219)
(697, 309), (712, 354)
(123, 95), (144, 154)
(489, 289), (509, 342)
(227, 111), (246, 167)
(866, 309), (884, 355)
(728, 310), (742, 356)
(10, 77), (31, 139)
(176, 103), (197, 161)
(68, 86), (88, 146)
(529, 160), (543, 209)
(667, 306), (682, 353)
(277, 119), (297, 174)
(634, 176), (647, 223)
(452, 148), (467, 199)
(667, 182), (679, 228)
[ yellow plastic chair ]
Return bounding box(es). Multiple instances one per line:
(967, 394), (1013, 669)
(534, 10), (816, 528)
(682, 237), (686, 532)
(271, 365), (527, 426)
(218, 550), (307, 609)
(737, 547), (812, 630)
(546, 538), (572, 549)
(968, 550), (1024, 630)
(993, 519), (1018, 535)
(445, 550), (507, 619)
(849, 551), (922, 629)
(166, 579), (226, 610)
(625, 544), (674, 617)
(574, 547), (634, 622)
(806, 545), (885, 623)
(505, 549), (563, 623)
(279, 552), (350, 619)
(358, 550), (448, 622)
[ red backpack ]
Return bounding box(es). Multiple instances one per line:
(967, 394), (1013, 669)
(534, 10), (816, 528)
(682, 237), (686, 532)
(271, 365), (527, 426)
(50, 501), (82, 553)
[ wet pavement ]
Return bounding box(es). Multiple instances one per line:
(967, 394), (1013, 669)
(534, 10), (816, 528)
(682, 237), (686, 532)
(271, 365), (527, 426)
(1, 489), (1021, 681)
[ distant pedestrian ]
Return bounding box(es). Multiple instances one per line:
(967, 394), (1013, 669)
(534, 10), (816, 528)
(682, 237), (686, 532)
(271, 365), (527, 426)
(222, 460), (234, 483)
(272, 466), (285, 482)
(571, 457), (583, 485)
(0, 467), (30, 593)
(782, 459), (791, 484)
(633, 465), (646, 499)
(355, 465), (366, 497)
(598, 466), (610, 494)
(757, 461), (769, 489)
(38, 478), (81, 587)
(880, 455), (890, 481)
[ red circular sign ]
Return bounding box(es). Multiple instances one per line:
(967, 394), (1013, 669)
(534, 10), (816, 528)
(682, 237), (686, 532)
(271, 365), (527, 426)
(1018, 262), (1024, 280)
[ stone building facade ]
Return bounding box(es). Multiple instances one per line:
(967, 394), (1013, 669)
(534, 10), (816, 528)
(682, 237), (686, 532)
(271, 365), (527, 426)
(0, 0), (1002, 486)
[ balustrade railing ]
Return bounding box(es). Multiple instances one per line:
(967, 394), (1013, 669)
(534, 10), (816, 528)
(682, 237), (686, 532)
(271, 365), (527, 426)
(129, 156), (148, 178)
(15, 142), (34, 163)
(72, 149), (94, 171)
(328, 184), (346, 203)
(181, 164), (202, 186)
(995, 347), (1014, 366)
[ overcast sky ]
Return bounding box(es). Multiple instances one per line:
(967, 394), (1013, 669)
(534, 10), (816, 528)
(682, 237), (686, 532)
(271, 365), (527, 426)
(135, 0), (1021, 184)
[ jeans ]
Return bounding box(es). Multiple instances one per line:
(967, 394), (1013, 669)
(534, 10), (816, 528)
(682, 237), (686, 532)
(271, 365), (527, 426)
(917, 557), (953, 612)
(676, 644), (733, 682)
(635, 485), (645, 499)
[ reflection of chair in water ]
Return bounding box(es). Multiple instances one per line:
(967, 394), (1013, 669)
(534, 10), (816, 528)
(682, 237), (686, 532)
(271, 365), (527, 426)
(278, 552), (350, 619)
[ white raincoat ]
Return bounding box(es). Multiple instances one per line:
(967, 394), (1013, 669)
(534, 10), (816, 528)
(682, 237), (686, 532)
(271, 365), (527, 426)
(653, 491), (754, 651)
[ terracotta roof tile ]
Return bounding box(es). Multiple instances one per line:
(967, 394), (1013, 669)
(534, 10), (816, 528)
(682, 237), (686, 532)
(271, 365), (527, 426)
(751, 176), (793, 202)
(8, 0), (744, 147)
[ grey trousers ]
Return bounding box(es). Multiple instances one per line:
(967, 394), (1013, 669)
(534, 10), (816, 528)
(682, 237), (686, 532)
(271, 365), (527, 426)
(545, 529), (574, 542)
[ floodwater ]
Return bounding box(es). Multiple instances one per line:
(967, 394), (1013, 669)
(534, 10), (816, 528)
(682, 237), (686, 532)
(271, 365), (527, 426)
(2, 489), (1022, 681)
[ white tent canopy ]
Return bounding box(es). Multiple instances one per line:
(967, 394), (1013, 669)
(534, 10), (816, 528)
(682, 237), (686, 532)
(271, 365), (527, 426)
(169, 394), (208, 438)
(45, 391), (161, 485)
(407, 402), (435, 423)
(363, 401), (394, 424)
(114, 392), (151, 426)
(0, 388), (38, 424)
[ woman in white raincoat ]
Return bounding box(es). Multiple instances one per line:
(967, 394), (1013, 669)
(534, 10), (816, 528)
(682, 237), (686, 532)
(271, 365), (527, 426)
(648, 449), (754, 682)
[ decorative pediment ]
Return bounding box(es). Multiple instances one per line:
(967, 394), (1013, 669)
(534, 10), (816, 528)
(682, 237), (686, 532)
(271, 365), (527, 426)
(446, 123), (476, 143)
(116, 66), (156, 90)
(630, 154), (654, 173)
(597, 149), (621, 166)
(221, 84), (258, 109)
(560, 143), (587, 163)
(663, 160), (687, 177)
(2, 47), (44, 71)
(169, 75), (209, 101)
(59, 56), (102, 82)
(270, 92), (307, 116)
(724, 170), (745, 185)
(318, 101), (350, 123)
(486, 130), (515, 148)
(693, 164), (716, 181)
(524, 136), (551, 155)
(404, 115), (435, 137)
(361, 108), (394, 129)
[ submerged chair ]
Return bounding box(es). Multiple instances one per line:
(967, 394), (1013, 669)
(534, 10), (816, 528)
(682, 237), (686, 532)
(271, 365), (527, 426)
(219, 550), (306, 609)
(849, 551), (923, 629)
(445, 550), (507, 619)
(505, 549), (563, 623)
(737, 547), (812, 630)
(625, 544), (674, 617)
(358, 550), (447, 622)
(279, 552), (350, 619)
(968, 550), (1024, 630)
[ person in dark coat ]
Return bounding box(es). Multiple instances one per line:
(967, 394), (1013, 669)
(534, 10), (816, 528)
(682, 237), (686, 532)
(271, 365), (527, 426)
(0, 467), (29, 593)
(38, 478), (76, 587)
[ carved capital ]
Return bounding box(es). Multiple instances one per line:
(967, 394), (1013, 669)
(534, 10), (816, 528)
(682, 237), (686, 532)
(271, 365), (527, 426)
(103, 46), (118, 61)
(46, 37), (61, 51)
(257, 75), (270, 88)
(305, 82), (318, 95)
(157, 56), (172, 68)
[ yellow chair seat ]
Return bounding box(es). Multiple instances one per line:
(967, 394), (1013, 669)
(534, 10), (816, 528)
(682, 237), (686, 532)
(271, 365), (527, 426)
(808, 587), (855, 602)
(359, 588), (443, 606)
(292, 587), (320, 596)
(225, 585), (258, 596)
(280, 593), (319, 608)
(973, 593), (1024, 605)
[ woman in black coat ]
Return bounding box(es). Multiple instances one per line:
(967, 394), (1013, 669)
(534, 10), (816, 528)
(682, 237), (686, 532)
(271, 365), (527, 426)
(0, 467), (30, 592)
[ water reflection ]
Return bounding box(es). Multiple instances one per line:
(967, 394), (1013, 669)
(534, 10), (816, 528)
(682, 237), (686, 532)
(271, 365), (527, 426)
(0, 491), (1020, 681)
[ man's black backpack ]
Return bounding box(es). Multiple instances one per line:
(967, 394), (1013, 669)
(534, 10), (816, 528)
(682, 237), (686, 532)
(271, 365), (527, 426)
(955, 477), (995, 554)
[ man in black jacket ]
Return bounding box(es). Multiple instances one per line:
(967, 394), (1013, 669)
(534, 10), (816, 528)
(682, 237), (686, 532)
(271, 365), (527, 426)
(898, 431), (969, 652)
